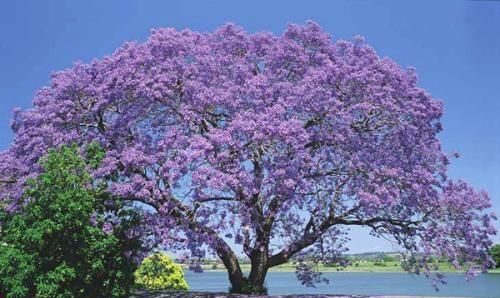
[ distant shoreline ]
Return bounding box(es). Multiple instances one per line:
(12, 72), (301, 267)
(193, 268), (500, 274)
(196, 269), (500, 274)
(182, 263), (500, 274)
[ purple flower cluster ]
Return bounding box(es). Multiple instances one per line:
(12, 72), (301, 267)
(0, 21), (496, 288)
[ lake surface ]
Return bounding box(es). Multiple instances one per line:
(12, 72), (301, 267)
(184, 271), (500, 298)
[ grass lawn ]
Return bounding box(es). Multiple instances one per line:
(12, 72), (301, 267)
(256, 261), (456, 273)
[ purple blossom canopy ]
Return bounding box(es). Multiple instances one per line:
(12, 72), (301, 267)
(0, 22), (496, 291)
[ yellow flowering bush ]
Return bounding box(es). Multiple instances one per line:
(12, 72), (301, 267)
(135, 253), (189, 290)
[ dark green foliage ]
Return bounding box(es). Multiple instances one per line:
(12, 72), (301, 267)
(381, 255), (395, 262)
(0, 144), (144, 298)
(490, 244), (500, 268)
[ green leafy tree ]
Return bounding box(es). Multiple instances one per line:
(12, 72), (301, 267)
(135, 253), (189, 291)
(381, 254), (395, 262)
(0, 144), (144, 298)
(490, 244), (500, 268)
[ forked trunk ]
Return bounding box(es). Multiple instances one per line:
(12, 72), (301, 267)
(227, 250), (269, 294)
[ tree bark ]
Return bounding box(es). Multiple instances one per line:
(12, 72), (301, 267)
(217, 247), (248, 294)
(247, 249), (269, 294)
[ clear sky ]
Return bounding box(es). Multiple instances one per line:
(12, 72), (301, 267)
(0, 0), (499, 252)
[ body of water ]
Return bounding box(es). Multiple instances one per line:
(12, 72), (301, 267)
(184, 271), (500, 298)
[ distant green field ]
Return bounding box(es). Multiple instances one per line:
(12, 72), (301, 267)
(190, 261), (500, 273)
(250, 261), (456, 273)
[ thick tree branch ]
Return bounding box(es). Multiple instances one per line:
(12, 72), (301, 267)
(268, 213), (423, 267)
(195, 196), (235, 203)
(123, 192), (246, 287)
(0, 179), (16, 184)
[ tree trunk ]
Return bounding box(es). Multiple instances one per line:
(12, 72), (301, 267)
(226, 269), (249, 294)
(247, 250), (269, 294)
(224, 248), (269, 294)
(215, 242), (248, 294)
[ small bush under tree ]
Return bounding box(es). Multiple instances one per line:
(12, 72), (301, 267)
(135, 253), (189, 291)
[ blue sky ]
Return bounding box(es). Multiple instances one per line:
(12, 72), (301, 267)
(0, 0), (499, 252)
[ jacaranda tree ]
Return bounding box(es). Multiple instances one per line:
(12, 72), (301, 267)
(0, 22), (496, 294)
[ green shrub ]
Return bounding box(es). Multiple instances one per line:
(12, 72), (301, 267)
(491, 244), (500, 268)
(135, 253), (189, 290)
(0, 144), (144, 298)
(373, 261), (387, 267)
(0, 246), (35, 297)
